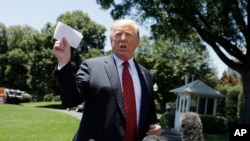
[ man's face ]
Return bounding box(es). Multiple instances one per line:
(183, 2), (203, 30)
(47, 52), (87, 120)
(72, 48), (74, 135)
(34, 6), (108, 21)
(111, 24), (139, 60)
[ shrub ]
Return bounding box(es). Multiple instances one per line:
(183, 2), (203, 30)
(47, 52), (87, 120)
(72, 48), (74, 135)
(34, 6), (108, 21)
(43, 93), (53, 102)
(159, 112), (175, 129)
(226, 86), (241, 119)
(216, 84), (242, 119)
(52, 95), (61, 101)
(21, 93), (32, 103)
(160, 112), (229, 135)
(200, 115), (227, 134)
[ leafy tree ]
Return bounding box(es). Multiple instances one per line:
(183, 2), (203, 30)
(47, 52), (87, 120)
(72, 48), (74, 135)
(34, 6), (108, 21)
(26, 45), (56, 99)
(96, 0), (250, 124)
(4, 48), (29, 90)
(0, 23), (8, 86)
(136, 36), (217, 113)
(56, 10), (106, 54)
(83, 48), (103, 59)
(219, 73), (241, 86)
(226, 85), (242, 119)
(216, 73), (242, 122)
(26, 11), (106, 99)
(0, 23), (7, 53)
(0, 25), (39, 90)
(0, 10), (107, 100)
(25, 23), (58, 99)
(216, 84), (242, 123)
(7, 25), (39, 51)
(55, 10), (106, 71)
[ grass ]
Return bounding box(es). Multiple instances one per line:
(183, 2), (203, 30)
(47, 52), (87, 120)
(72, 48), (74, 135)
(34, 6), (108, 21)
(204, 133), (229, 141)
(1, 102), (229, 141)
(0, 102), (79, 141)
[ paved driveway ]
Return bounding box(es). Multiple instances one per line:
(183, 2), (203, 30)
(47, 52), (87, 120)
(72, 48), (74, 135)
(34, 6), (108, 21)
(47, 108), (82, 120)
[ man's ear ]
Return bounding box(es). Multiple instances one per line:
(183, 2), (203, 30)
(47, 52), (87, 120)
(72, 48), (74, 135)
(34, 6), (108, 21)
(136, 38), (140, 47)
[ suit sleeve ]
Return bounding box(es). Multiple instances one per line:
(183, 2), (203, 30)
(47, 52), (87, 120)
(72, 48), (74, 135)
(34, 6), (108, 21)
(54, 61), (89, 107)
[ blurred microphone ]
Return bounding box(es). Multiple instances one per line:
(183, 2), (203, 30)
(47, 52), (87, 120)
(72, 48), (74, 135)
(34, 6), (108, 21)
(179, 112), (205, 141)
(142, 135), (168, 141)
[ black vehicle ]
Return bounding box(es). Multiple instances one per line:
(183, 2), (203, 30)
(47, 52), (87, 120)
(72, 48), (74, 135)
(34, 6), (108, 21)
(5, 89), (23, 104)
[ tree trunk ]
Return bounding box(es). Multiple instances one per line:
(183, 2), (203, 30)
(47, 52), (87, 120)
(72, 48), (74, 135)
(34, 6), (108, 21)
(239, 71), (250, 124)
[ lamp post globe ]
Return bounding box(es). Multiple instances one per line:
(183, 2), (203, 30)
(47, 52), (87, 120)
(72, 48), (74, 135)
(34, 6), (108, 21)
(153, 83), (158, 92)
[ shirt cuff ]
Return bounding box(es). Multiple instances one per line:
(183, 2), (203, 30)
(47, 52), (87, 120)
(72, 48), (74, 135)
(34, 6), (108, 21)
(57, 63), (67, 70)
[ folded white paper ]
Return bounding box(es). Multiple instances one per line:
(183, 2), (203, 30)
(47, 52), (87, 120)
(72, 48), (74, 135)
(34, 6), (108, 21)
(53, 21), (83, 48)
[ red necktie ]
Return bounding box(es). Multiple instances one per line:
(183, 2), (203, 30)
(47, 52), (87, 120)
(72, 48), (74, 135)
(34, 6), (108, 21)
(122, 61), (137, 141)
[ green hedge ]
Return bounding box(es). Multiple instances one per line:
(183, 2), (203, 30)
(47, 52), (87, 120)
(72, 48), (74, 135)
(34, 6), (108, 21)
(160, 112), (229, 135)
(200, 115), (228, 134)
(159, 112), (175, 129)
(43, 94), (61, 102)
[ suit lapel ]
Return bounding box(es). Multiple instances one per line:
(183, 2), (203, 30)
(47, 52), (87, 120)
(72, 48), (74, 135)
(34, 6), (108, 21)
(103, 56), (152, 129)
(104, 55), (125, 118)
(134, 61), (152, 135)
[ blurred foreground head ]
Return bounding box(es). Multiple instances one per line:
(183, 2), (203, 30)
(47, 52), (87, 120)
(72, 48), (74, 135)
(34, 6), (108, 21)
(142, 135), (168, 141)
(179, 112), (205, 141)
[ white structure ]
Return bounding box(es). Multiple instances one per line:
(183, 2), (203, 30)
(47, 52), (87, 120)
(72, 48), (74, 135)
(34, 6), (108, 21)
(169, 79), (226, 131)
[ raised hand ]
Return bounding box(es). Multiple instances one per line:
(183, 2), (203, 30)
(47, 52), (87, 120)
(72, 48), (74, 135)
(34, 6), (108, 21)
(53, 37), (71, 66)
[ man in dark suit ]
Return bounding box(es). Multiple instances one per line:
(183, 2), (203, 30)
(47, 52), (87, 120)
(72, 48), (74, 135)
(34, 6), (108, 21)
(53, 19), (161, 141)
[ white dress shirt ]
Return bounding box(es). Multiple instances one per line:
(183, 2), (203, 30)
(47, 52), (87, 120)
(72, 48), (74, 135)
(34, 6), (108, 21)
(112, 54), (141, 126)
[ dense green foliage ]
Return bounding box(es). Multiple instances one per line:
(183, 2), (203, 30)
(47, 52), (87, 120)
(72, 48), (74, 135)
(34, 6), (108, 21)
(216, 85), (242, 123)
(159, 112), (175, 129)
(214, 73), (242, 123)
(200, 115), (228, 134)
(0, 11), (106, 100)
(136, 36), (218, 113)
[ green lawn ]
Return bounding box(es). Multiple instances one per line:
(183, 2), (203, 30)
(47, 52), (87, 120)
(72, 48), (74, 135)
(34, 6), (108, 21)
(1, 102), (229, 141)
(204, 133), (229, 141)
(21, 101), (65, 108)
(0, 102), (79, 141)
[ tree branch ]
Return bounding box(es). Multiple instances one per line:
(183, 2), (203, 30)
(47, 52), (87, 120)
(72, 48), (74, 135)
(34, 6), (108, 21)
(232, 0), (247, 38)
(185, 1), (245, 64)
(193, 23), (244, 72)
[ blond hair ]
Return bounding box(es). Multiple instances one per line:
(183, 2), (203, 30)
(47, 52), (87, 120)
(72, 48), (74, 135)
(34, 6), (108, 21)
(110, 19), (140, 41)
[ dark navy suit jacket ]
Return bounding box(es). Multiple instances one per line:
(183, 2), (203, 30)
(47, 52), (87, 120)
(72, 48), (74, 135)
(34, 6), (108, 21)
(55, 55), (158, 141)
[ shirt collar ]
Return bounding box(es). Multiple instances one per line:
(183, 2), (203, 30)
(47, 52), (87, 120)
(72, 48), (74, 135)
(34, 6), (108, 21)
(112, 54), (134, 67)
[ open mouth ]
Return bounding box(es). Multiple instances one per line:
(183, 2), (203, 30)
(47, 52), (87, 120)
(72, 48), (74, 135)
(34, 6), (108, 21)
(120, 45), (127, 48)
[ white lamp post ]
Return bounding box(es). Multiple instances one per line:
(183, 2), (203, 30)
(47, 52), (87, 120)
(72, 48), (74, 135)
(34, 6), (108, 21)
(153, 83), (158, 92)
